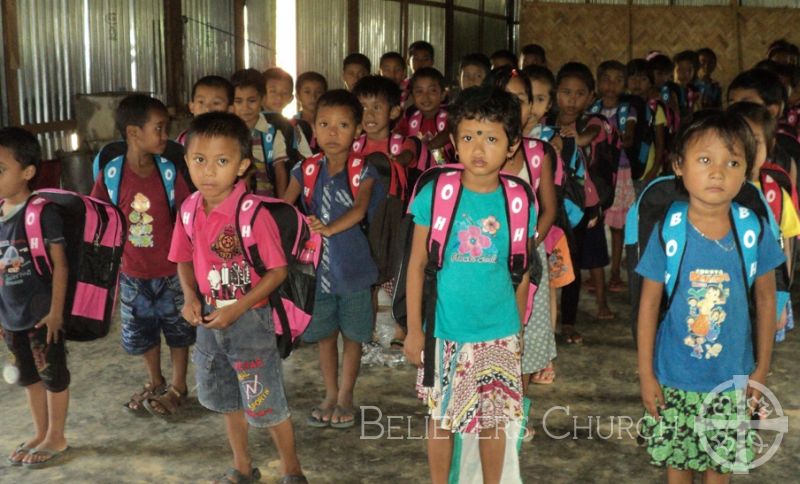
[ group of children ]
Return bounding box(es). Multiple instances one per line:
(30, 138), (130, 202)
(2, 37), (799, 483)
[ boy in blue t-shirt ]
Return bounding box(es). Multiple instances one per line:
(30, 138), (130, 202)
(1, 128), (70, 468)
(282, 90), (380, 429)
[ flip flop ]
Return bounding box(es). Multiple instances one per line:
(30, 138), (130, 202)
(278, 476), (309, 484)
(7, 442), (32, 467)
(531, 366), (556, 385)
(306, 406), (333, 428)
(212, 467), (261, 484)
(330, 405), (356, 429)
(22, 446), (70, 469)
(389, 338), (405, 349)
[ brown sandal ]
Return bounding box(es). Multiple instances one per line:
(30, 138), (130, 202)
(143, 384), (188, 418)
(123, 381), (167, 415)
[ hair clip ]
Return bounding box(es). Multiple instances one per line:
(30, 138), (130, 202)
(511, 69), (519, 78)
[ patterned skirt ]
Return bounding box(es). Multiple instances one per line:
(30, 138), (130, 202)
(605, 166), (636, 229)
(521, 244), (557, 374)
(416, 335), (523, 434)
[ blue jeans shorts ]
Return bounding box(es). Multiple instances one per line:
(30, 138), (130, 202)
(119, 273), (196, 355)
(301, 287), (374, 343)
(192, 305), (290, 427)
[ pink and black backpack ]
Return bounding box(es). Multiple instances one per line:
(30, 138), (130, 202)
(181, 192), (321, 358)
(17, 189), (126, 341)
(391, 165), (540, 387)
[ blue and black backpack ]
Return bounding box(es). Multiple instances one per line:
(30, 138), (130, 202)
(589, 94), (652, 180)
(533, 124), (586, 228)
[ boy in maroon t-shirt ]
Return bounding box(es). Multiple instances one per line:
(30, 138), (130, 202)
(393, 67), (452, 163)
(91, 95), (193, 418)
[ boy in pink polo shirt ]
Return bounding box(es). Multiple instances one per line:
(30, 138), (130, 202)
(169, 112), (306, 484)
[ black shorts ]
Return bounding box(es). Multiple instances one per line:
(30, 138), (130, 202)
(4, 325), (70, 392)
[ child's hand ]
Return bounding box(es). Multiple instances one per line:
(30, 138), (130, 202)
(308, 216), (332, 237)
(559, 126), (578, 138)
(203, 304), (244, 330)
(403, 330), (425, 368)
(747, 368), (769, 415)
(35, 312), (64, 344)
(587, 216), (599, 229)
(182, 296), (203, 326)
(639, 372), (664, 419)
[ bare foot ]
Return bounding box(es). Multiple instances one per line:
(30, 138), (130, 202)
(596, 306), (615, 320)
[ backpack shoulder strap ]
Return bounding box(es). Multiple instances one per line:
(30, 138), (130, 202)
(180, 192), (203, 244)
(661, 201), (689, 300)
(389, 134), (405, 157)
(618, 102), (631, 133)
(101, 155), (125, 205)
(301, 153), (326, 207)
(23, 195), (52, 277)
(731, 202), (762, 289)
(154, 155), (177, 211)
(521, 138), (546, 189)
(351, 134), (368, 154)
(259, 126), (277, 165)
(499, 174), (533, 282)
(435, 110), (448, 134)
(347, 154), (366, 201)
(427, 166), (464, 268)
(236, 193), (267, 276)
(760, 170), (784, 223)
(408, 110), (423, 137)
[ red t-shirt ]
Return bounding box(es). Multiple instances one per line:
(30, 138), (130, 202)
(168, 181), (287, 301)
(90, 162), (190, 279)
(393, 115), (441, 140)
(360, 137), (418, 158)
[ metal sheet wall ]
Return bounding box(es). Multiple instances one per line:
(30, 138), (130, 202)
(245, 0), (276, 70)
(359, 0), (402, 72)
(407, 4), (446, 74)
(297, 0), (348, 89)
(182, 0), (235, 100)
(0, 5), (7, 126)
(452, 11), (480, 76)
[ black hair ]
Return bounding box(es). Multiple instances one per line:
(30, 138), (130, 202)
(597, 60), (628, 82)
(522, 64), (557, 100)
(114, 94), (168, 138)
(409, 66), (446, 91)
(315, 89), (363, 125)
(556, 62), (595, 93)
(673, 50), (700, 71)
(754, 59), (798, 89)
(492, 66), (532, 104)
(673, 109), (757, 178)
(697, 48), (717, 66)
(768, 39), (799, 63)
(727, 68), (787, 108)
(459, 53), (491, 74)
(521, 44), (547, 65)
(263, 67), (294, 89)
(343, 53), (372, 73)
(408, 40), (434, 59)
(448, 86), (521, 146)
(230, 68), (265, 97)
(296, 71), (328, 92)
(727, 101), (777, 157)
(184, 111), (253, 161)
(0, 127), (41, 171)
(379, 51), (405, 67)
(352, 75), (402, 107)
(191, 75), (234, 105)
(627, 58), (654, 85)
(648, 54), (674, 74)
(490, 49), (518, 68)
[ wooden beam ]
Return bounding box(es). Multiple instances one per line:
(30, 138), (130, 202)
(732, 0), (743, 73)
(233, 0), (245, 70)
(347, 0), (359, 57)
(163, 0), (185, 110)
(2, 0), (21, 125)
(21, 119), (78, 135)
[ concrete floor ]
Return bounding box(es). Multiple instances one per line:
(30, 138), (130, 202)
(1, 283), (798, 483)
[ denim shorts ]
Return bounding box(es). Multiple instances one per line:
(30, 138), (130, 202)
(119, 273), (196, 355)
(192, 305), (290, 428)
(4, 325), (70, 392)
(301, 287), (374, 343)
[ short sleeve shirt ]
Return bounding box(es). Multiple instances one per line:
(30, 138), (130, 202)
(251, 114), (288, 196)
(0, 199), (64, 331)
(409, 181), (537, 343)
(168, 181), (287, 300)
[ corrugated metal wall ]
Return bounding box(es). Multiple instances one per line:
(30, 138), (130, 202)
(0, 5), (7, 127)
(408, 4), (446, 74)
(297, 0), (348, 89)
(246, 0), (276, 70)
(182, 0), (236, 101)
(359, 0), (402, 72)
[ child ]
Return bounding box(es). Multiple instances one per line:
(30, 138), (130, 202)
(394, 67), (452, 163)
(342, 53), (371, 91)
(554, 62), (610, 343)
(626, 59), (666, 188)
(1, 128), (70, 468)
(594, 60), (638, 293)
(262, 67), (295, 116)
(263, 67), (314, 165)
(230, 68), (291, 197)
(403, 86), (536, 483)
(768, 39), (799, 66)
(169, 112), (305, 483)
(520, 43), (547, 69)
(458, 53), (492, 91)
(282, 90), (380, 429)
(696, 48), (722, 109)
(177, 75), (235, 145)
(408, 40), (434, 74)
(637, 110), (784, 479)
(294, 71), (328, 154)
(91, 94), (194, 418)
(648, 53), (681, 134)
(490, 49), (517, 70)
(673, 50), (701, 117)
(380, 51), (410, 107)
(494, 67), (559, 388)
(521, 65), (556, 138)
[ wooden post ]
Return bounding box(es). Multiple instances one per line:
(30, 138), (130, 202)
(627, 0), (633, 61)
(731, 0), (743, 73)
(234, 0), (245, 70)
(163, 0), (185, 110)
(347, 0), (359, 56)
(2, 0), (21, 125)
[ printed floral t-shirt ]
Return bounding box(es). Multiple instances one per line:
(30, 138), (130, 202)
(409, 181), (537, 343)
